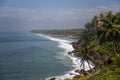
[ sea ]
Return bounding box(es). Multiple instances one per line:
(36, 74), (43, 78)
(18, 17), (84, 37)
(0, 32), (74, 80)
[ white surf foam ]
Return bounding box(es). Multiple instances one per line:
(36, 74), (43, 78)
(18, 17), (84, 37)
(36, 34), (94, 79)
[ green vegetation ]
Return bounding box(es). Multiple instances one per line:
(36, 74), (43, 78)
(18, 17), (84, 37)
(31, 29), (84, 39)
(31, 11), (120, 80)
(71, 11), (120, 80)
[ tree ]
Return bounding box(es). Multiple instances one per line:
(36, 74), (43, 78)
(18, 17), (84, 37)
(96, 11), (120, 55)
(84, 22), (93, 30)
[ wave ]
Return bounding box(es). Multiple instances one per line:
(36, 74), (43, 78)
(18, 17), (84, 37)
(36, 34), (94, 79)
(36, 34), (74, 56)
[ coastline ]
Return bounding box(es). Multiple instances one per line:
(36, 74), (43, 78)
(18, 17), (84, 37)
(35, 33), (94, 80)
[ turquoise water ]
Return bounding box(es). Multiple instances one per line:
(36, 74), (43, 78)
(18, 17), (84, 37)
(0, 32), (73, 80)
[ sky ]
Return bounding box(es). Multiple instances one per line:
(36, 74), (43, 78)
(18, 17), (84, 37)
(0, 0), (120, 32)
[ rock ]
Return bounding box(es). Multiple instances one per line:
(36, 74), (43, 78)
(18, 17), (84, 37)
(75, 69), (80, 73)
(69, 73), (74, 75)
(68, 52), (72, 55)
(79, 69), (88, 75)
(50, 78), (56, 80)
(47, 77), (62, 80)
(73, 75), (81, 78)
(71, 42), (80, 49)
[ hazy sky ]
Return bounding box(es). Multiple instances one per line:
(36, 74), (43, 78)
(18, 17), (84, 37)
(0, 0), (120, 31)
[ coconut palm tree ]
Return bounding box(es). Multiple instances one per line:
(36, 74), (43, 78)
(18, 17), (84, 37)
(97, 11), (120, 54)
(76, 43), (94, 72)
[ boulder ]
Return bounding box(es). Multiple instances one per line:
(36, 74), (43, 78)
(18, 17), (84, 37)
(50, 78), (56, 80)
(75, 69), (80, 73)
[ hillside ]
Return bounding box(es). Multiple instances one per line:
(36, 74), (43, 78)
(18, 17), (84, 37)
(31, 11), (120, 80)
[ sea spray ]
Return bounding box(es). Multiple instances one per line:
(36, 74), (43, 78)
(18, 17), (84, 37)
(36, 34), (94, 79)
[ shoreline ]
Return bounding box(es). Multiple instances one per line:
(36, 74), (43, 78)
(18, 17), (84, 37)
(35, 33), (94, 80)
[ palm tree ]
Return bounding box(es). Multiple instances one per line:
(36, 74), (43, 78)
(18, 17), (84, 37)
(97, 11), (120, 54)
(76, 43), (94, 72)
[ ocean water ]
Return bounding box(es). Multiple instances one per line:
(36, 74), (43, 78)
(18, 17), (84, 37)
(0, 32), (74, 80)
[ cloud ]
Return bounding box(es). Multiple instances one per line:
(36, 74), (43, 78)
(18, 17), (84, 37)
(0, 7), (81, 23)
(97, 6), (112, 11)
(0, 5), (120, 31)
(0, 7), (44, 21)
(96, 4), (120, 13)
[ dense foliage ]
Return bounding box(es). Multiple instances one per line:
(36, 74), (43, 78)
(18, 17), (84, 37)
(73, 11), (120, 80)
(31, 29), (84, 39)
(31, 11), (120, 80)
